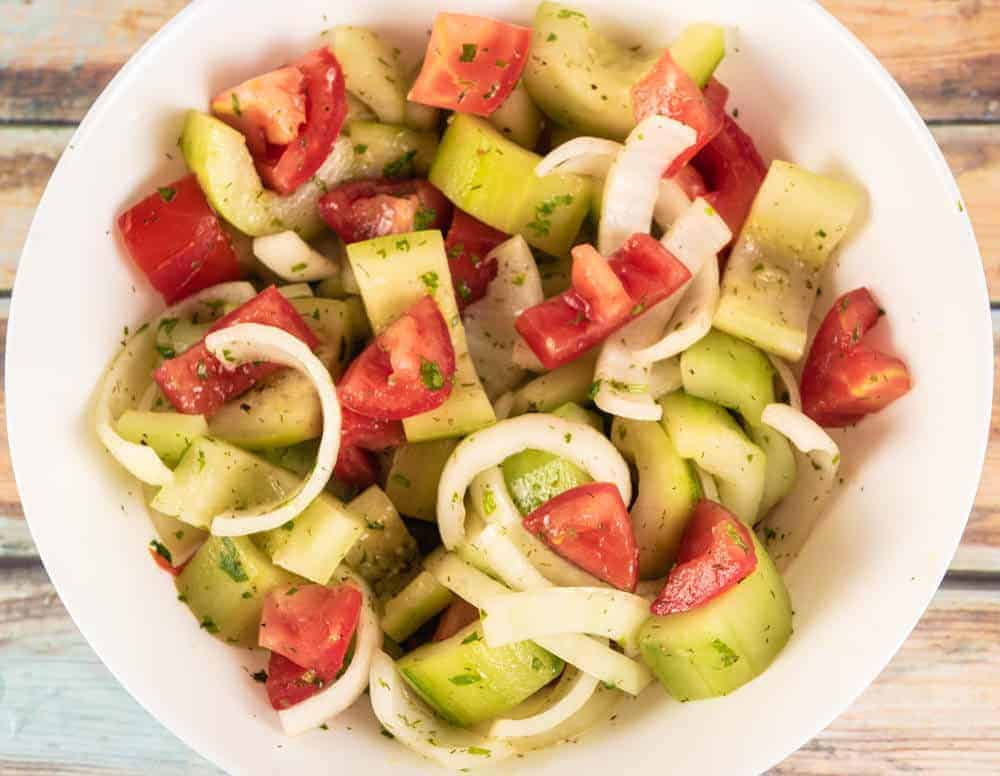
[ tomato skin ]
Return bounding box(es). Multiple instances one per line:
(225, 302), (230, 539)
(211, 66), (307, 157)
(117, 175), (242, 304)
(338, 296), (457, 420)
(265, 652), (327, 710)
(650, 500), (757, 616)
(801, 288), (911, 428)
(433, 598), (481, 642)
(444, 210), (507, 309)
(409, 13), (533, 117)
(668, 164), (708, 198)
(318, 179), (452, 245)
(148, 546), (187, 576)
(334, 406), (405, 490)
(703, 77), (730, 111)
(631, 50), (725, 177)
(523, 482), (638, 591)
(516, 233), (691, 370)
(154, 286), (319, 416)
(333, 444), (379, 490)
(571, 244), (633, 324)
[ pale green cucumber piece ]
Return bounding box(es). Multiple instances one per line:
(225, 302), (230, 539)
(550, 401), (602, 431)
(147, 489), (207, 567)
(397, 622), (564, 727)
(714, 161), (863, 360)
(429, 114), (591, 256)
(180, 111), (354, 239)
(537, 252), (573, 297)
(523, 2), (659, 140)
(346, 230), (495, 442)
(639, 531), (792, 701)
(748, 424), (797, 516)
(385, 438), (459, 521)
(669, 23), (726, 88)
(404, 62), (441, 132)
(381, 570), (455, 643)
(346, 92), (378, 124)
(155, 316), (211, 358)
(612, 417), (700, 579)
(346, 121), (439, 179)
(291, 297), (363, 376)
(175, 535), (300, 647)
(344, 486), (420, 597)
(488, 80), (544, 150)
(509, 352), (598, 415)
(115, 411), (207, 467)
(332, 27), (407, 125)
(659, 391), (766, 525)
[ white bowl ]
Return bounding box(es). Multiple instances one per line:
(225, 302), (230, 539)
(7, 0), (991, 773)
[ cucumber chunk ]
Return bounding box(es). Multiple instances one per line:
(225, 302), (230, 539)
(344, 486), (420, 597)
(713, 161), (863, 361)
(509, 352), (598, 416)
(291, 297), (366, 375)
(175, 535), (300, 647)
(115, 410), (207, 467)
(155, 316), (211, 358)
(332, 27), (407, 125)
(147, 493), (207, 567)
(669, 23), (726, 88)
(430, 114), (591, 257)
(346, 121), (439, 179)
(612, 417), (700, 579)
(397, 622), (564, 727)
(748, 424), (797, 516)
(639, 531), (792, 700)
(659, 391), (766, 524)
(488, 80), (544, 150)
(385, 438), (459, 521)
(346, 230), (495, 442)
(382, 570), (455, 643)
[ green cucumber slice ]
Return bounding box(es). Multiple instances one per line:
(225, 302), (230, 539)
(115, 411), (207, 467)
(346, 121), (439, 179)
(381, 570), (455, 643)
(332, 27), (407, 125)
(488, 80), (544, 150)
(669, 23), (726, 88)
(509, 352), (598, 416)
(344, 486), (420, 597)
(385, 438), (459, 521)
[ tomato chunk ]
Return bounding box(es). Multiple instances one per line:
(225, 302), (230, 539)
(631, 50), (725, 177)
(801, 288), (911, 428)
(515, 233), (691, 370)
(117, 175), (242, 304)
(334, 406), (405, 490)
(668, 164), (708, 198)
(523, 482), (638, 591)
(265, 652), (326, 711)
(154, 286), (319, 416)
(338, 296), (456, 420)
(444, 210), (508, 309)
(650, 500), (757, 615)
(433, 598), (481, 642)
(333, 445), (379, 491)
(318, 179), (452, 245)
(571, 244), (633, 324)
(409, 13), (532, 117)
(147, 542), (187, 577)
(703, 77), (730, 111)
(211, 66), (307, 155)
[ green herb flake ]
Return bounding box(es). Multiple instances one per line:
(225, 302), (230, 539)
(421, 358), (445, 390)
(286, 586), (299, 596)
(547, 32), (558, 41)
(456, 280), (472, 300)
(512, 273), (526, 286)
(200, 616), (219, 634)
(588, 379), (603, 400)
(149, 539), (172, 564)
(449, 673), (481, 686)
(281, 520), (295, 532)
(291, 262), (307, 273)
(218, 537), (249, 582)
(460, 43), (478, 62)
(196, 360), (209, 380)
(419, 271), (440, 293)
(530, 657), (543, 671)
(230, 93), (242, 117)
(251, 669), (267, 683)
(481, 487), (497, 516)
(396, 238), (410, 252)
(414, 207), (437, 231)
(197, 448), (207, 472)
(157, 186), (177, 203)
(366, 520), (385, 531)
(383, 149), (417, 179)
(461, 631), (481, 645)
(711, 638), (740, 667)
(466, 746), (491, 757)
(557, 8), (585, 19)
(380, 728), (395, 739)
(354, 143), (369, 155)
(155, 344), (176, 359)
(391, 472), (412, 489)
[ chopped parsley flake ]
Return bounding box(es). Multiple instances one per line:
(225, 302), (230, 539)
(200, 616), (219, 634)
(711, 638), (740, 667)
(420, 271), (440, 292)
(461, 631), (481, 644)
(195, 360), (208, 380)
(354, 143), (369, 155)
(414, 207), (437, 230)
(420, 358), (445, 390)
(460, 43), (478, 62)
(466, 746), (491, 757)
(547, 32), (558, 41)
(251, 670), (267, 683)
(527, 194), (574, 237)
(230, 93), (242, 116)
(383, 149), (417, 179)
(149, 539), (172, 564)
(291, 262), (307, 273)
(391, 472), (412, 489)
(449, 673), (481, 685)
(512, 273), (526, 286)
(157, 186), (177, 203)
(218, 538), (249, 582)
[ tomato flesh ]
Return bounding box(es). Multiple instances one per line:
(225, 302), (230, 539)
(444, 210), (507, 309)
(801, 288), (911, 428)
(409, 13), (532, 117)
(154, 286), (319, 416)
(433, 598), (481, 642)
(333, 445), (379, 491)
(338, 296), (456, 420)
(211, 66), (307, 156)
(117, 175), (242, 304)
(318, 179), (452, 245)
(523, 482), (639, 592)
(631, 50), (725, 177)
(265, 652), (327, 710)
(650, 500), (757, 615)
(515, 233), (691, 370)
(668, 164), (708, 198)
(334, 406), (405, 490)
(571, 244), (633, 324)
(703, 77), (730, 111)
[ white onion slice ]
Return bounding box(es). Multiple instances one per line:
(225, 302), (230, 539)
(277, 283), (314, 299)
(769, 355), (802, 411)
(470, 523), (552, 592)
(93, 281), (257, 486)
(598, 116), (696, 255)
(653, 177), (694, 231)
(436, 415), (631, 550)
(648, 358), (682, 398)
(253, 230), (340, 282)
(369, 650), (515, 769)
(205, 324), (340, 536)
(277, 568), (378, 735)
(512, 339), (546, 372)
(489, 667), (600, 740)
(463, 236), (545, 399)
(481, 588), (650, 654)
(509, 683), (622, 753)
(756, 404), (841, 571)
(535, 137), (622, 178)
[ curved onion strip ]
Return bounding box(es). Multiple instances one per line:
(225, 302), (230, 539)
(369, 650), (515, 769)
(472, 523), (552, 591)
(426, 553), (652, 695)
(695, 463), (721, 502)
(277, 568), (378, 735)
(481, 588), (650, 654)
(277, 283), (314, 299)
(648, 358), (682, 399)
(93, 281), (257, 486)
(653, 177), (694, 231)
(436, 415), (631, 550)
(756, 404), (841, 572)
(509, 683), (623, 753)
(205, 324), (340, 536)
(769, 355), (802, 411)
(598, 116), (696, 254)
(463, 236), (545, 399)
(512, 339), (545, 372)
(535, 137), (622, 178)
(489, 667), (600, 740)
(253, 231), (340, 282)
(492, 392), (515, 421)
(594, 198), (731, 419)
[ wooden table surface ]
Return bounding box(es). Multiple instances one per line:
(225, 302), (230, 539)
(1, 1), (998, 773)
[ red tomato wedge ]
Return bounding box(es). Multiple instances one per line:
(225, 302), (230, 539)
(650, 500), (757, 615)
(409, 13), (532, 117)
(523, 482), (638, 592)
(631, 50), (725, 177)
(692, 113), (767, 238)
(317, 179), (452, 245)
(433, 598), (481, 642)
(668, 164), (709, 198)
(117, 175), (242, 304)
(515, 233), (691, 370)
(338, 296), (456, 420)
(211, 66), (307, 156)
(265, 652), (327, 711)
(147, 542), (186, 577)
(703, 77), (730, 111)
(444, 210), (507, 309)
(334, 406), (405, 489)
(571, 244), (633, 324)
(801, 288), (912, 428)
(154, 286), (319, 416)
(333, 445), (379, 491)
